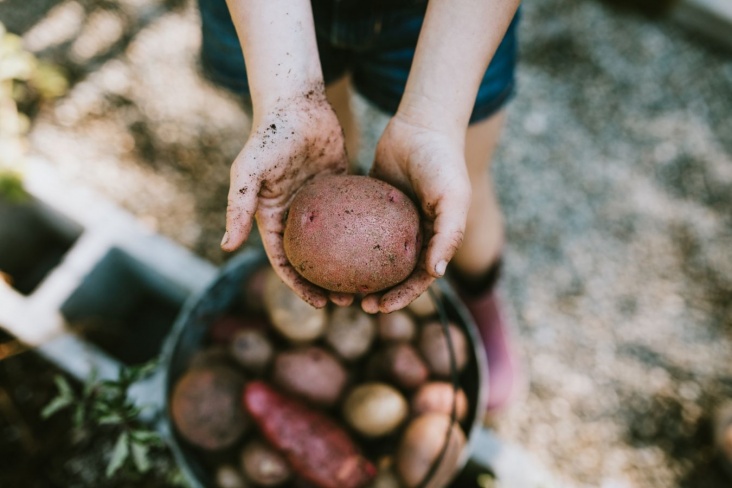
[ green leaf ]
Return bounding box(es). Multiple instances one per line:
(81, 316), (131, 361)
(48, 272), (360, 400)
(131, 441), (151, 473)
(106, 432), (129, 478)
(83, 368), (99, 398)
(98, 413), (124, 425)
(41, 395), (72, 419)
(130, 429), (162, 445)
(73, 404), (86, 428)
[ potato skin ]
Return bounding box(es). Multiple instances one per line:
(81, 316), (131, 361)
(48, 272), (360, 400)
(272, 346), (347, 406)
(170, 367), (248, 450)
(326, 305), (376, 361)
(283, 175), (422, 294)
(342, 383), (408, 438)
(381, 343), (429, 391)
(411, 382), (469, 422)
(377, 311), (417, 342)
(396, 414), (466, 488)
(418, 322), (468, 377)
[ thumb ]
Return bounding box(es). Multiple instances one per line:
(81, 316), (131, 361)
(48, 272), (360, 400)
(222, 161), (262, 252)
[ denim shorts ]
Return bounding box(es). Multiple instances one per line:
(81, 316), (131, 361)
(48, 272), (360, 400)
(198, 0), (519, 124)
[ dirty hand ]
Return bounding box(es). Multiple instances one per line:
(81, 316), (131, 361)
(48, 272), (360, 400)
(361, 114), (471, 314)
(221, 87), (350, 309)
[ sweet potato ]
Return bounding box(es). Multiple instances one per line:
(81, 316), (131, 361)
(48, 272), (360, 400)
(283, 175), (422, 294)
(243, 381), (376, 488)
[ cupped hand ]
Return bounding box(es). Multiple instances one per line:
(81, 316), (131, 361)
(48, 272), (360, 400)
(222, 87), (353, 308)
(361, 115), (471, 314)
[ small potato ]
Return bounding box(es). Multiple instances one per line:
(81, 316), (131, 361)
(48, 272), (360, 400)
(396, 413), (466, 488)
(263, 269), (327, 343)
(216, 464), (249, 488)
(170, 367), (248, 450)
(209, 315), (267, 344)
(407, 288), (440, 318)
(326, 305), (376, 361)
(382, 343), (429, 390)
(272, 347), (347, 406)
(230, 328), (274, 373)
(343, 383), (408, 438)
(368, 465), (401, 488)
(411, 382), (469, 422)
(418, 322), (468, 377)
(241, 439), (291, 486)
(377, 311), (417, 342)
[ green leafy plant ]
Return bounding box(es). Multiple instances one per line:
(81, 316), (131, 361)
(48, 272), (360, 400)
(42, 361), (178, 480)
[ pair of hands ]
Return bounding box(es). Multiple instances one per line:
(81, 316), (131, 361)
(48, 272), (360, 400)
(222, 88), (471, 314)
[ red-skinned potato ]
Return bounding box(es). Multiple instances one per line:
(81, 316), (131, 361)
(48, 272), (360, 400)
(411, 382), (469, 422)
(170, 366), (248, 450)
(381, 343), (429, 390)
(418, 322), (468, 377)
(272, 346), (347, 406)
(283, 175), (422, 294)
(241, 439), (291, 486)
(396, 413), (466, 488)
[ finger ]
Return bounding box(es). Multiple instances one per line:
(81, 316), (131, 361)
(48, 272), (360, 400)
(373, 268), (436, 314)
(329, 291), (355, 307)
(423, 193), (470, 278)
(222, 161), (262, 252)
(257, 208), (329, 309)
(360, 294), (380, 314)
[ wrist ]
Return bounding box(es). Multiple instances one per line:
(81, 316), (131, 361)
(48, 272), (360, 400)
(396, 90), (468, 139)
(252, 79), (328, 123)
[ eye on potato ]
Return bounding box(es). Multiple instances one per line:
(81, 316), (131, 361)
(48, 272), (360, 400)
(283, 175), (422, 294)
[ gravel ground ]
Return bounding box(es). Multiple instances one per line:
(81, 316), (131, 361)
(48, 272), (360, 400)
(3, 0), (732, 486)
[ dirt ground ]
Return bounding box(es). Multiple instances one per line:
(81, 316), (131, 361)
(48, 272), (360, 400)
(2, 0), (732, 486)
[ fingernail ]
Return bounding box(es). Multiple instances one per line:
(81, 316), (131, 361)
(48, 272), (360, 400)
(221, 232), (230, 247)
(435, 260), (447, 277)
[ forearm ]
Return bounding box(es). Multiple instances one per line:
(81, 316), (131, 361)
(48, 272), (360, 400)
(225, 0), (323, 116)
(399, 0), (520, 136)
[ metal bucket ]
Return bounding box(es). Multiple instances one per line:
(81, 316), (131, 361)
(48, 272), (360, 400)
(159, 247), (496, 488)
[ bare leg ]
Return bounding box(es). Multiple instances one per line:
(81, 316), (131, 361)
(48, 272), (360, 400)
(451, 110), (506, 276)
(326, 75), (359, 166)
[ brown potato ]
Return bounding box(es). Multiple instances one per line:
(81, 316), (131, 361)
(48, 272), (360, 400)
(230, 328), (274, 373)
(209, 315), (267, 344)
(377, 310), (417, 342)
(418, 322), (468, 377)
(170, 366), (248, 450)
(342, 383), (408, 438)
(272, 347), (347, 406)
(381, 343), (429, 390)
(396, 414), (466, 488)
(411, 382), (469, 422)
(283, 175), (422, 294)
(241, 439), (291, 486)
(263, 269), (327, 343)
(326, 305), (376, 361)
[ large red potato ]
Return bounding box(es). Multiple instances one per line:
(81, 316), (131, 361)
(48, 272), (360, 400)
(283, 175), (421, 294)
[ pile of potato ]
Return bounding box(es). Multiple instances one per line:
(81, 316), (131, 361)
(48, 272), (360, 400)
(169, 266), (472, 488)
